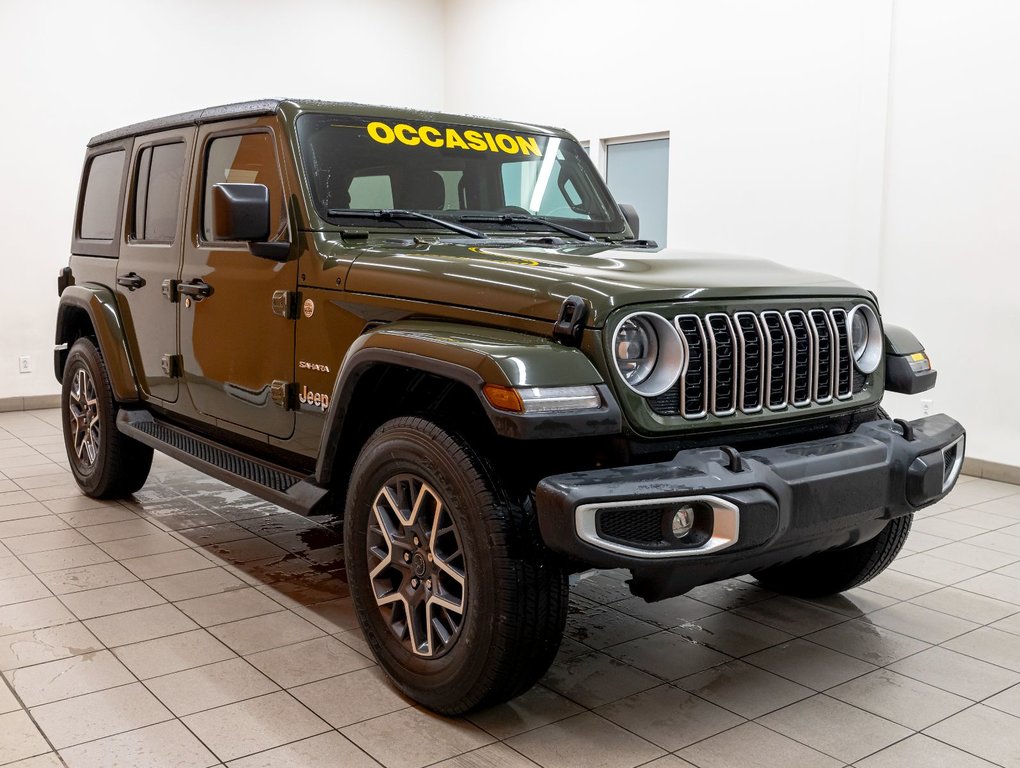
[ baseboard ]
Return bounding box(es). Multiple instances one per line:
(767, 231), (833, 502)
(0, 395), (61, 412)
(963, 457), (1020, 486)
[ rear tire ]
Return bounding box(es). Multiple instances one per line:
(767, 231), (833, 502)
(344, 416), (568, 715)
(61, 338), (153, 498)
(752, 514), (912, 598)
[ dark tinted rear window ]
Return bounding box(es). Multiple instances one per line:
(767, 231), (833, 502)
(80, 150), (125, 240)
(133, 143), (185, 242)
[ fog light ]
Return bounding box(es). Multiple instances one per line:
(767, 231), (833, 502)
(671, 505), (695, 539)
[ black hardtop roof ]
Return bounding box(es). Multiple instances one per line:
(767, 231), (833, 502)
(87, 99), (568, 147)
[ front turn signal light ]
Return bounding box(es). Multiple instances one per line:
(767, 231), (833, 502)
(483, 384), (601, 413)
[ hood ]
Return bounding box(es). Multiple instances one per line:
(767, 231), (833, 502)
(340, 240), (865, 326)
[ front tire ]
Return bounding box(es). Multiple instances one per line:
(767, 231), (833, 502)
(344, 416), (567, 715)
(61, 338), (153, 498)
(751, 513), (913, 598)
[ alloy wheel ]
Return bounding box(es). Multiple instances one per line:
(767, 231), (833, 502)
(367, 474), (467, 657)
(68, 365), (101, 469)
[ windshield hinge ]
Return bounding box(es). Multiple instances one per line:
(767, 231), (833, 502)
(553, 295), (589, 347)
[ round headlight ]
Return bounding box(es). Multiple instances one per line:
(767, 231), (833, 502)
(847, 304), (883, 374)
(612, 312), (684, 396)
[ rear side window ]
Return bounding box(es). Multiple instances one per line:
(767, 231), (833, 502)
(80, 150), (125, 240)
(133, 143), (185, 243)
(202, 133), (285, 241)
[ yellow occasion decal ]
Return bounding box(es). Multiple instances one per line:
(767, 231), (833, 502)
(367, 121), (542, 156)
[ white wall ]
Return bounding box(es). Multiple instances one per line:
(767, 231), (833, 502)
(880, 0), (1020, 465)
(0, 0), (445, 401)
(444, 0), (1019, 467)
(4, 0), (1017, 467)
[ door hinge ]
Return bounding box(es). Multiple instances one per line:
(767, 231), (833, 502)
(162, 279), (180, 303)
(270, 380), (297, 410)
(271, 290), (301, 320)
(161, 354), (182, 378)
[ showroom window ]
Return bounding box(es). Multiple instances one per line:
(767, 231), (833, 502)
(79, 150), (125, 240)
(132, 143), (185, 243)
(604, 136), (669, 245)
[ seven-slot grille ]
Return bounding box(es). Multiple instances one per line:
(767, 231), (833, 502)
(649, 307), (861, 418)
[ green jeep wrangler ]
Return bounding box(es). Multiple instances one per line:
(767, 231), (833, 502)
(55, 99), (965, 714)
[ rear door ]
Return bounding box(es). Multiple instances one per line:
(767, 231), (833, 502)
(115, 128), (194, 403)
(179, 119), (296, 439)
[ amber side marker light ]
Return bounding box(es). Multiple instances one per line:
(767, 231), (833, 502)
(483, 384), (601, 414)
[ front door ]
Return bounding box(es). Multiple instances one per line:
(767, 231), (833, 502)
(116, 128), (194, 403)
(179, 120), (296, 439)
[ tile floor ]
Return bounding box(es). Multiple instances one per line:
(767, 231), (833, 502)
(0, 409), (1019, 767)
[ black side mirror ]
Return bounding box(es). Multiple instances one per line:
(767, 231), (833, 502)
(211, 183), (290, 260)
(619, 203), (640, 239)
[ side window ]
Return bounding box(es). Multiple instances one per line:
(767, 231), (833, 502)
(80, 150), (126, 240)
(202, 133), (285, 242)
(132, 143), (185, 243)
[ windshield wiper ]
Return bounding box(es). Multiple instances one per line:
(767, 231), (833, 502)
(326, 208), (486, 239)
(458, 214), (596, 242)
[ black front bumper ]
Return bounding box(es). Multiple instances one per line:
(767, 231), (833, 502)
(536, 414), (965, 601)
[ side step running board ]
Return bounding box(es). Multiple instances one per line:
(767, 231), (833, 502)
(116, 410), (329, 516)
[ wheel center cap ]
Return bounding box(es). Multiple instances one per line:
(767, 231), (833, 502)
(411, 552), (427, 577)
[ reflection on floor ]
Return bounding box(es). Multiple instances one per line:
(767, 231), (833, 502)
(1, 409), (1019, 768)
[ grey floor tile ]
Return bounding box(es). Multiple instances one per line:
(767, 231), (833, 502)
(146, 657), (278, 716)
(911, 586), (1020, 624)
(291, 667), (411, 728)
(805, 617), (930, 666)
(428, 743), (542, 768)
(145, 567), (247, 601)
(341, 707), (494, 768)
(954, 571), (1020, 604)
(985, 682), (1020, 717)
(84, 603), (199, 647)
(244, 635), (373, 688)
(208, 610), (323, 655)
(826, 668), (970, 730)
(610, 595), (721, 627)
(182, 691), (329, 763)
(678, 721), (842, 768)
(758, 694), (911, 764)
(604, 629), (733, 681)
(30, 682), (172, 749)
(923, 541), (1019, 570)
(890, 552), (985, 584)
(924, 704), (1020, 767)
(0, 710), (52, 765)
(564, 605), (659, 649)
(732, 596), (848, 636)
(36, 561), (137, 595)
(858, 570), (941, 600)
(113, 629), (236, 679)
(594, 684), (744, 751)
(865, 601), (979, 643)
(58, 581), (164, 620)
(671, 611), (794, 657)
(856, 733), (999, 768)
(7, 649), (134, 707)
(676, 659), (813, 718)
(683, 578), (775, 610)
(941, 626), (1020, 672)
(744, 638), (876, 690)
(57, 720), (218, 768)
(887, 645), (1020, 700)
(225, 731), (381, 768)
(542, 650), (661, 707)
(0, 597), (75, 636)
(0, 622), (103, 671)
(506, 712), (665, 768)
(468, 684), (584, 740)
(175, 587), (283, 627)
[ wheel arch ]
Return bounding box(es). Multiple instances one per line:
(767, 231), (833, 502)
(55, 284), (139, 402)
(314, 321), (620, 490)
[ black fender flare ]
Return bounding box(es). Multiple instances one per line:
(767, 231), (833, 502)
(313, 321), (620, 486)
(55, 284), (139, 402)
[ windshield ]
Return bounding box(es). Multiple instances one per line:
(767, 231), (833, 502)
(296, 114), (625, 234)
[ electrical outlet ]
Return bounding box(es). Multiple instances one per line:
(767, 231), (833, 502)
(17, 356), (31, 374)
(921, 399), (933, 416)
